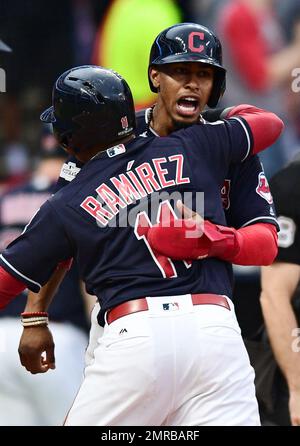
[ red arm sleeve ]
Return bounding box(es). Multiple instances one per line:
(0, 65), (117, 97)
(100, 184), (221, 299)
(226, 104), (284, 154)
(56, 258), (73, 271)
(223, 223), (278, 266)
(0, 266), (26, 310)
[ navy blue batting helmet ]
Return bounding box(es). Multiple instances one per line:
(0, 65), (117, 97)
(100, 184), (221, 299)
(148, 23), (226, 107)
(40, 65), (136, 153)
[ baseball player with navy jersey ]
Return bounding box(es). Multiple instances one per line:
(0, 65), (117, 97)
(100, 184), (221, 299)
(0, 63), (283, 425)
(18, 24), (282, 375)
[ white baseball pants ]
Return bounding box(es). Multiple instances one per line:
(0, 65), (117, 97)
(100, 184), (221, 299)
(65, 294), (260, 426)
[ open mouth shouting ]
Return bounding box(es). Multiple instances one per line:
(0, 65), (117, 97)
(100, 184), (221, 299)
(176, 96), (200, 118)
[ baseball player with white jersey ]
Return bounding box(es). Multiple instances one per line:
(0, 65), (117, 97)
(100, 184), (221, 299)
(0, 62), (283, 425)
(18, 24), (281, 376)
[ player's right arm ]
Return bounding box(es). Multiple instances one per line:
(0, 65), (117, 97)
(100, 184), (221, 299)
(18, 262), (71, 374)
(17, 155), (82, 373)
(0, 203), (73, 372)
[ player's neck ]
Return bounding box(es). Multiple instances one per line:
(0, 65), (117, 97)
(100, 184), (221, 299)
(150, 104), (175, 137)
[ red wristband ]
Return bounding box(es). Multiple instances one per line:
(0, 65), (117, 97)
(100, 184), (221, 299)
(21, 311), (49, 318)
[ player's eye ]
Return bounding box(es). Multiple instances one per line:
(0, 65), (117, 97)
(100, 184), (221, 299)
(198, 70), (214, 78)
(173, 67), (187, 75)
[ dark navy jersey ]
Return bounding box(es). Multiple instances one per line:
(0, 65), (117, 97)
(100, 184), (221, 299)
(0, 179), (88, 331)
(1, 118), (275, 325)
(55, 108), (278, 229)
(270, 159), (300, 265)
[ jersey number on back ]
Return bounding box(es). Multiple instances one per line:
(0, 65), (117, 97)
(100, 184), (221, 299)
(134, 201), (192, 278)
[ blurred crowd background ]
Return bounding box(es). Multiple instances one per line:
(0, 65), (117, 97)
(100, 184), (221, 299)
(1, 0), (300, 187)
(1, 0), (300, 426)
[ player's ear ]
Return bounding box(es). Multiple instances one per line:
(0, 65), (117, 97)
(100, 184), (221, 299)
(149, 67), (160, 90)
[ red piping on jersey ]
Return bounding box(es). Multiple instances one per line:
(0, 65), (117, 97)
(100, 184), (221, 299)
(223, 222), (278, 265)
(0, 266), (26, 309)
(226, 104), (284, 155)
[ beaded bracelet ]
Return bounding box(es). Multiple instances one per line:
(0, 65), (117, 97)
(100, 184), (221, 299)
(21, 312), (49, 327)
(22, 318), (49, 327)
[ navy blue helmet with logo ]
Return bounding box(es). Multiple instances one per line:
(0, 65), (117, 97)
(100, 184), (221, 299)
(40, 65), (136, 153)
(148, 23), (226, 107)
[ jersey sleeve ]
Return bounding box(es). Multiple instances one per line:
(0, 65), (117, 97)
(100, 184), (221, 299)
(190, 118), (253, 165)
(0, 201), (73, 291)
(225, 156), (279, 229)
(270, 165), (300, 265)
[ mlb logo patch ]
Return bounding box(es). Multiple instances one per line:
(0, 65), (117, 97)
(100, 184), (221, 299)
(162, 302), (179, 311)
(107, 144), (126, 158)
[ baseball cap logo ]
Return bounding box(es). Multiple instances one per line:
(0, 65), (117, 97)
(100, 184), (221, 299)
(188, 32), (205, 53)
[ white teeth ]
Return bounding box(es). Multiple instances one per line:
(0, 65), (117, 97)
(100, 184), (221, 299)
(183, 97), (197, 102)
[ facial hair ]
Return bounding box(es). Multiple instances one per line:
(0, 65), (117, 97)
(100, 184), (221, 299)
(171, 116), (201, 131)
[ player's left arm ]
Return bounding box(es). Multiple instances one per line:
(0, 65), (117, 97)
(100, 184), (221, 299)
(201, 104), (284, 165)
(224, 104), (284, 158)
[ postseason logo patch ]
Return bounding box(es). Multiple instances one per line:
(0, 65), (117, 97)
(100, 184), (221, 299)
(60, 162), (81, 182)
(256, 172), (273, 204)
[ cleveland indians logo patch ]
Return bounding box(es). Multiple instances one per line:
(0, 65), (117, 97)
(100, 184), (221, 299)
(256, 172), (273, 204)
